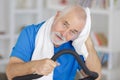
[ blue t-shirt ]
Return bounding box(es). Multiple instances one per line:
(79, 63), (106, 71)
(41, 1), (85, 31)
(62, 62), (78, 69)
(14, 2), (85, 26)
(10, 22), (84, 80)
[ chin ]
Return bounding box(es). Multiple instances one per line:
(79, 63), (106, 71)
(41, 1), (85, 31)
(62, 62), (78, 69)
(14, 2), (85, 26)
(55, 41), (67, 46)
(53, 42), (63, 46)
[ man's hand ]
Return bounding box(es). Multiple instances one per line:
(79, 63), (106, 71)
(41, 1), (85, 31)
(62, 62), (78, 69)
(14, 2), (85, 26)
(32, 58), (59, 76)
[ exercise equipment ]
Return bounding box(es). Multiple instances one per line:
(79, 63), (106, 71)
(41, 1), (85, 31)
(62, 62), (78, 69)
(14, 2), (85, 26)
(12, 49), (98, 80)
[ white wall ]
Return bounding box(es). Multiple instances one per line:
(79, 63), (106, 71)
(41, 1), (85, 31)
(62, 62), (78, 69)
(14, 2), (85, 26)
(0, 0), (5, 32)
(0, 0), (9, 33)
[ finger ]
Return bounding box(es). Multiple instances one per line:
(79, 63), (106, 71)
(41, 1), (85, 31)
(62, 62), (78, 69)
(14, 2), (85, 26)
(36, 67), (52, 76)
(41, 67), (53, 76)
(48, 60), (58, 68)
(55, 62), (60, 66)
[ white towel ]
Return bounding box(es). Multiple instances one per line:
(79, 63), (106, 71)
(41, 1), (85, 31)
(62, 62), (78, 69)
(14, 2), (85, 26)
(72, 8), (91, 60)
(31, 16), (55, 80)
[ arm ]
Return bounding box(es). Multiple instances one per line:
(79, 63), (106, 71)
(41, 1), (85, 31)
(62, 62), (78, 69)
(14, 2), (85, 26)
(6, 57), (58, 80)
(6, 25), (58, 80)
(83, 36), (102, 80)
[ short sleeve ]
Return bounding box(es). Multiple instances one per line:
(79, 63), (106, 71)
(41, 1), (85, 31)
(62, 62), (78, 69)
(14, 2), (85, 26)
(10, 25), (36, 62)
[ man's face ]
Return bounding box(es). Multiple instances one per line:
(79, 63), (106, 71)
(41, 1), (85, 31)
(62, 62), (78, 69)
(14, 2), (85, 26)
(51, 11), (85, 46)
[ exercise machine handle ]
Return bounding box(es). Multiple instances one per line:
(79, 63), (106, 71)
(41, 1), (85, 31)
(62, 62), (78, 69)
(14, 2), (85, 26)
(12, 49), (98, 80)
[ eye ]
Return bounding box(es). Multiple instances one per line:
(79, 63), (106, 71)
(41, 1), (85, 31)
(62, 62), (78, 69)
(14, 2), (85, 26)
(63, 22), (68, 29)
(69, 30), (77, 36)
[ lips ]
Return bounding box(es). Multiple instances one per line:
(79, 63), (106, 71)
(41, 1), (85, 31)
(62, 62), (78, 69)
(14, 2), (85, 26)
(56, 34), (63, 41)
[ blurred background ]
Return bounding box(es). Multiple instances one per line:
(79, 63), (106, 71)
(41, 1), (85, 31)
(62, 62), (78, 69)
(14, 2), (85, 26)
(0, 0), (120, 80)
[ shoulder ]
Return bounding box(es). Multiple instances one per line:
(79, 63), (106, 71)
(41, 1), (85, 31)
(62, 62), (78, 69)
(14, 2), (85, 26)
(19, 21), (45, 40)
(23, 21), (45, 35)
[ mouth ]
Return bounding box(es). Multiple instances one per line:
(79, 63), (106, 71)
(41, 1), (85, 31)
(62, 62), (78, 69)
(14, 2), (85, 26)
(56, 34), (63, 41)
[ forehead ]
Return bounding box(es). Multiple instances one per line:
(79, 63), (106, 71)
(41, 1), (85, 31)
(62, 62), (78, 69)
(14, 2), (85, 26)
(61, 12), (85, 32)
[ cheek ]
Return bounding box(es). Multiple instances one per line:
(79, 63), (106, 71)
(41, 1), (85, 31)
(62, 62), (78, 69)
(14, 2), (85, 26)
(52, 23), (63, 32)
(66, 34), (73, 41)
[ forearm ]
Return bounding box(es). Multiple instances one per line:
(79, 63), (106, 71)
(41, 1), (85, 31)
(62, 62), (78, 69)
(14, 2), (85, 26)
(6, 57), (58, 80)
(6, 61), (35, 80)
(85, 36), (102, 80)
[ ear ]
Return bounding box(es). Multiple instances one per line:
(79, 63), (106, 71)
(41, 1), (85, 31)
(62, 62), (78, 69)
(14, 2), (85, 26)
(54, 11), (62, 20)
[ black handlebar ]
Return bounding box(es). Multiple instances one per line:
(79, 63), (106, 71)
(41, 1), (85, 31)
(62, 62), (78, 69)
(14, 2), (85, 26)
(12, 49), (98, 80)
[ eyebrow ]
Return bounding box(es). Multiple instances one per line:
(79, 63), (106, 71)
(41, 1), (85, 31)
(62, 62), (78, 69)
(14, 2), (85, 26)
(64, 21), (70, 26)
(74, 29), (79, 33)
(65, 20), (79, 33)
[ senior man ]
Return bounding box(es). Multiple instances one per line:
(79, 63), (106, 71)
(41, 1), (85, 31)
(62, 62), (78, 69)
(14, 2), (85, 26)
(6, 5), (101, 80)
